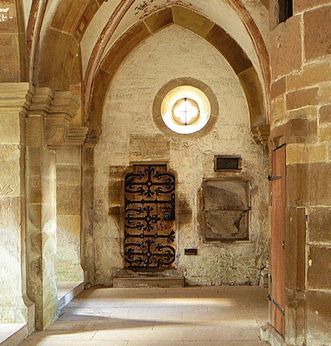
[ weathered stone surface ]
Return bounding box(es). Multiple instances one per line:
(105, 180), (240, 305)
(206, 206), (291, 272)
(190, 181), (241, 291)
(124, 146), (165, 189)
(271, 77), (286, 100)
(0, 113), (20, 144)
(94, 26), (269, 286)
(307, 246), (331, 289)
(304, 6), (331, 61)
(286, 88), (319, 110)
(309, 163), (331, 205)
(295, 0), (331, 12)
(57, 185), (81, 215)
(286, 144), (328, 164)
(306, 290), (331, 345)
(270, 15), (302, 79)
(319, 126), (331, 142)
(285, 118), (308, 143)
(271, 96), (285, 124)
(319, 105), (331, 123)
(287, 63), (331, 91)
(308, 207), (331, 243)
(144, 7), (173, 33)
(172, 6), (214, 38)
(129, 135), (170, 161)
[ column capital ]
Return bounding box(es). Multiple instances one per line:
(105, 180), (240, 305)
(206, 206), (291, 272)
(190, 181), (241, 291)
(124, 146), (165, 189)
(0, 82), (32, 115)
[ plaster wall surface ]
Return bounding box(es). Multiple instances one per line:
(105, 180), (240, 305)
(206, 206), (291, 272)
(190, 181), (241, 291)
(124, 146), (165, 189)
(94, 25), (269, 286)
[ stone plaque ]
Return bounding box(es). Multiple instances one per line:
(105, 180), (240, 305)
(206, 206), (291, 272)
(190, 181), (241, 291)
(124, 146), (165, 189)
(202, 179), (250, 241)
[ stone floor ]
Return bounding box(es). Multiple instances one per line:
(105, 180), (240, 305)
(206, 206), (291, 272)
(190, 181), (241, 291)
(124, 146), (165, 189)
(0, 323), (27, 345)
(21, 286), (268, 346)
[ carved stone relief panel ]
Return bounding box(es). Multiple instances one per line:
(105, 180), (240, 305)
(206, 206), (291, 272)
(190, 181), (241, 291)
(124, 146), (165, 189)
(202, 179), (250, 241)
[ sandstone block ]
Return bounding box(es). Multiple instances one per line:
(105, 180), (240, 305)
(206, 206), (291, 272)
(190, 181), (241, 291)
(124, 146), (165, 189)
(319, 105), (331, 123)
(172, 6), (214, 38)
(271, 77), (286, 100)
(0, 159), (20, 197)
(285, 118), (308, 143)
(308, 207), (331, 243)
(270, 15), (302, 79)
(287, 63), (331, 91)
(57, 186), (81, 215)
(56, 166), (81, 186)
(56, 147), (81, 165)
(286, 144), (328, 164)
(304, 6), (331, 61)
(309, 163), (331, 205)
(319, 84), (331, 104)
(319, 126), (331, 142)
(288, 106), (318, 121)
(0, 113), (20, 144)
(286, 88), (318, 110)
(295, 0), (331, 12)
(306, 290), (331, 345)
(144, 7), (173, 33)
(307, 246), (331, 289)
(271, 96), (285, 123)
(129, 135), (170, 161)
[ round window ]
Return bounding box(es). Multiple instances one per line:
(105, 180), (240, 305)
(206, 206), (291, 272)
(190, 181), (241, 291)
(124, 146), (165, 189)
(160, 85), (211, 134)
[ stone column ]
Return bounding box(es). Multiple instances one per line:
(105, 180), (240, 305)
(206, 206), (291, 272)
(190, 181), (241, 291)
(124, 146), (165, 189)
(0, 83), (31, 324)
(81, 136), (97, 286)
(26, 88), (87, 330)
(26, 88), (57, 331)
(268, 2), (331, 344)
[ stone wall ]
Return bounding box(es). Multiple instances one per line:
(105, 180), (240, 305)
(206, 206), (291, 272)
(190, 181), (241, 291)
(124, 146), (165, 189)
(56, 146), (84, 283)
(93, 25), (269, 286)
(0, 83), (30, 323)
(269, 1), (331, 344)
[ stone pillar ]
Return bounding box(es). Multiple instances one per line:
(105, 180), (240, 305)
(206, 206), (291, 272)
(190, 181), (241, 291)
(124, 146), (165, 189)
(81, 137), (97, 286)
(0, 83), (31, 324)
(268, 1), (331, 345)
(26, 88), (86, 330)
(55, 144), (85, 284)
(26, 88), (58, 330)
(51, 96), (86, 286)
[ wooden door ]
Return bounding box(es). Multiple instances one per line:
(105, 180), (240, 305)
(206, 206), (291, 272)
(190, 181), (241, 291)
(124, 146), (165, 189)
(124, 164), (176, 270)
(270, 145), (286, 336)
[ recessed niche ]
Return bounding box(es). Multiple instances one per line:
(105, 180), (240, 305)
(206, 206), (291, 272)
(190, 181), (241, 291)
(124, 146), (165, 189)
(202, 179), (250, 242)
(214, 155), (242, 172)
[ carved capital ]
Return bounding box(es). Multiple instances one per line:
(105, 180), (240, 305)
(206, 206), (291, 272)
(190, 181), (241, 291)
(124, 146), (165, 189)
(45, 116), (70, 148)
(67, 127), (88, 146)
(85, 128), (101, 145)
(49, 91), (80, 119)
(0, 82), (32, 115)
(29, 87), (53, 115)
(44, 91), (82, 148)
(252, 124), (270, 145)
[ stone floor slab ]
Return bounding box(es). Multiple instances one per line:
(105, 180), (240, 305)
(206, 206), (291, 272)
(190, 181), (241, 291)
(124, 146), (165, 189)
(21, 286), (268, 345)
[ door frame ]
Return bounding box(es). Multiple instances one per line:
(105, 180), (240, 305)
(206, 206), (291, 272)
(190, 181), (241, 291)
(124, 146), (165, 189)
(269, 144), (286, 337)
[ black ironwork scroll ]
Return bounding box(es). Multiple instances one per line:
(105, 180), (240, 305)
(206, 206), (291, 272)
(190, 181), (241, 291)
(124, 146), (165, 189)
(124, 165), (176, 269)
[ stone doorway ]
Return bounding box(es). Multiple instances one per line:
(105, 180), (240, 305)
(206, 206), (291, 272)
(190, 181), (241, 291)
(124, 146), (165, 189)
(124, 164), (176, 270)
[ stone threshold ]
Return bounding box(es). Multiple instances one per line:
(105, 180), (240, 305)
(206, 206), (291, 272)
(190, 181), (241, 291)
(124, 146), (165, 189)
(113, 276), (185, 288)
(260, 323), (286, 346)
(57, 281), (85, 317)
(0, 323), (28, 346)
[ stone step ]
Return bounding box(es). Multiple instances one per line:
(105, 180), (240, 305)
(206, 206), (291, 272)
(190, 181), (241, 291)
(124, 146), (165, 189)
(113, 276), (185, 288)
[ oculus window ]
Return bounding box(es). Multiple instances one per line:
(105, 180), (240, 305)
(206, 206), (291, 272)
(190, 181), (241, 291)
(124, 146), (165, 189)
(161, 85), (211, 134)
